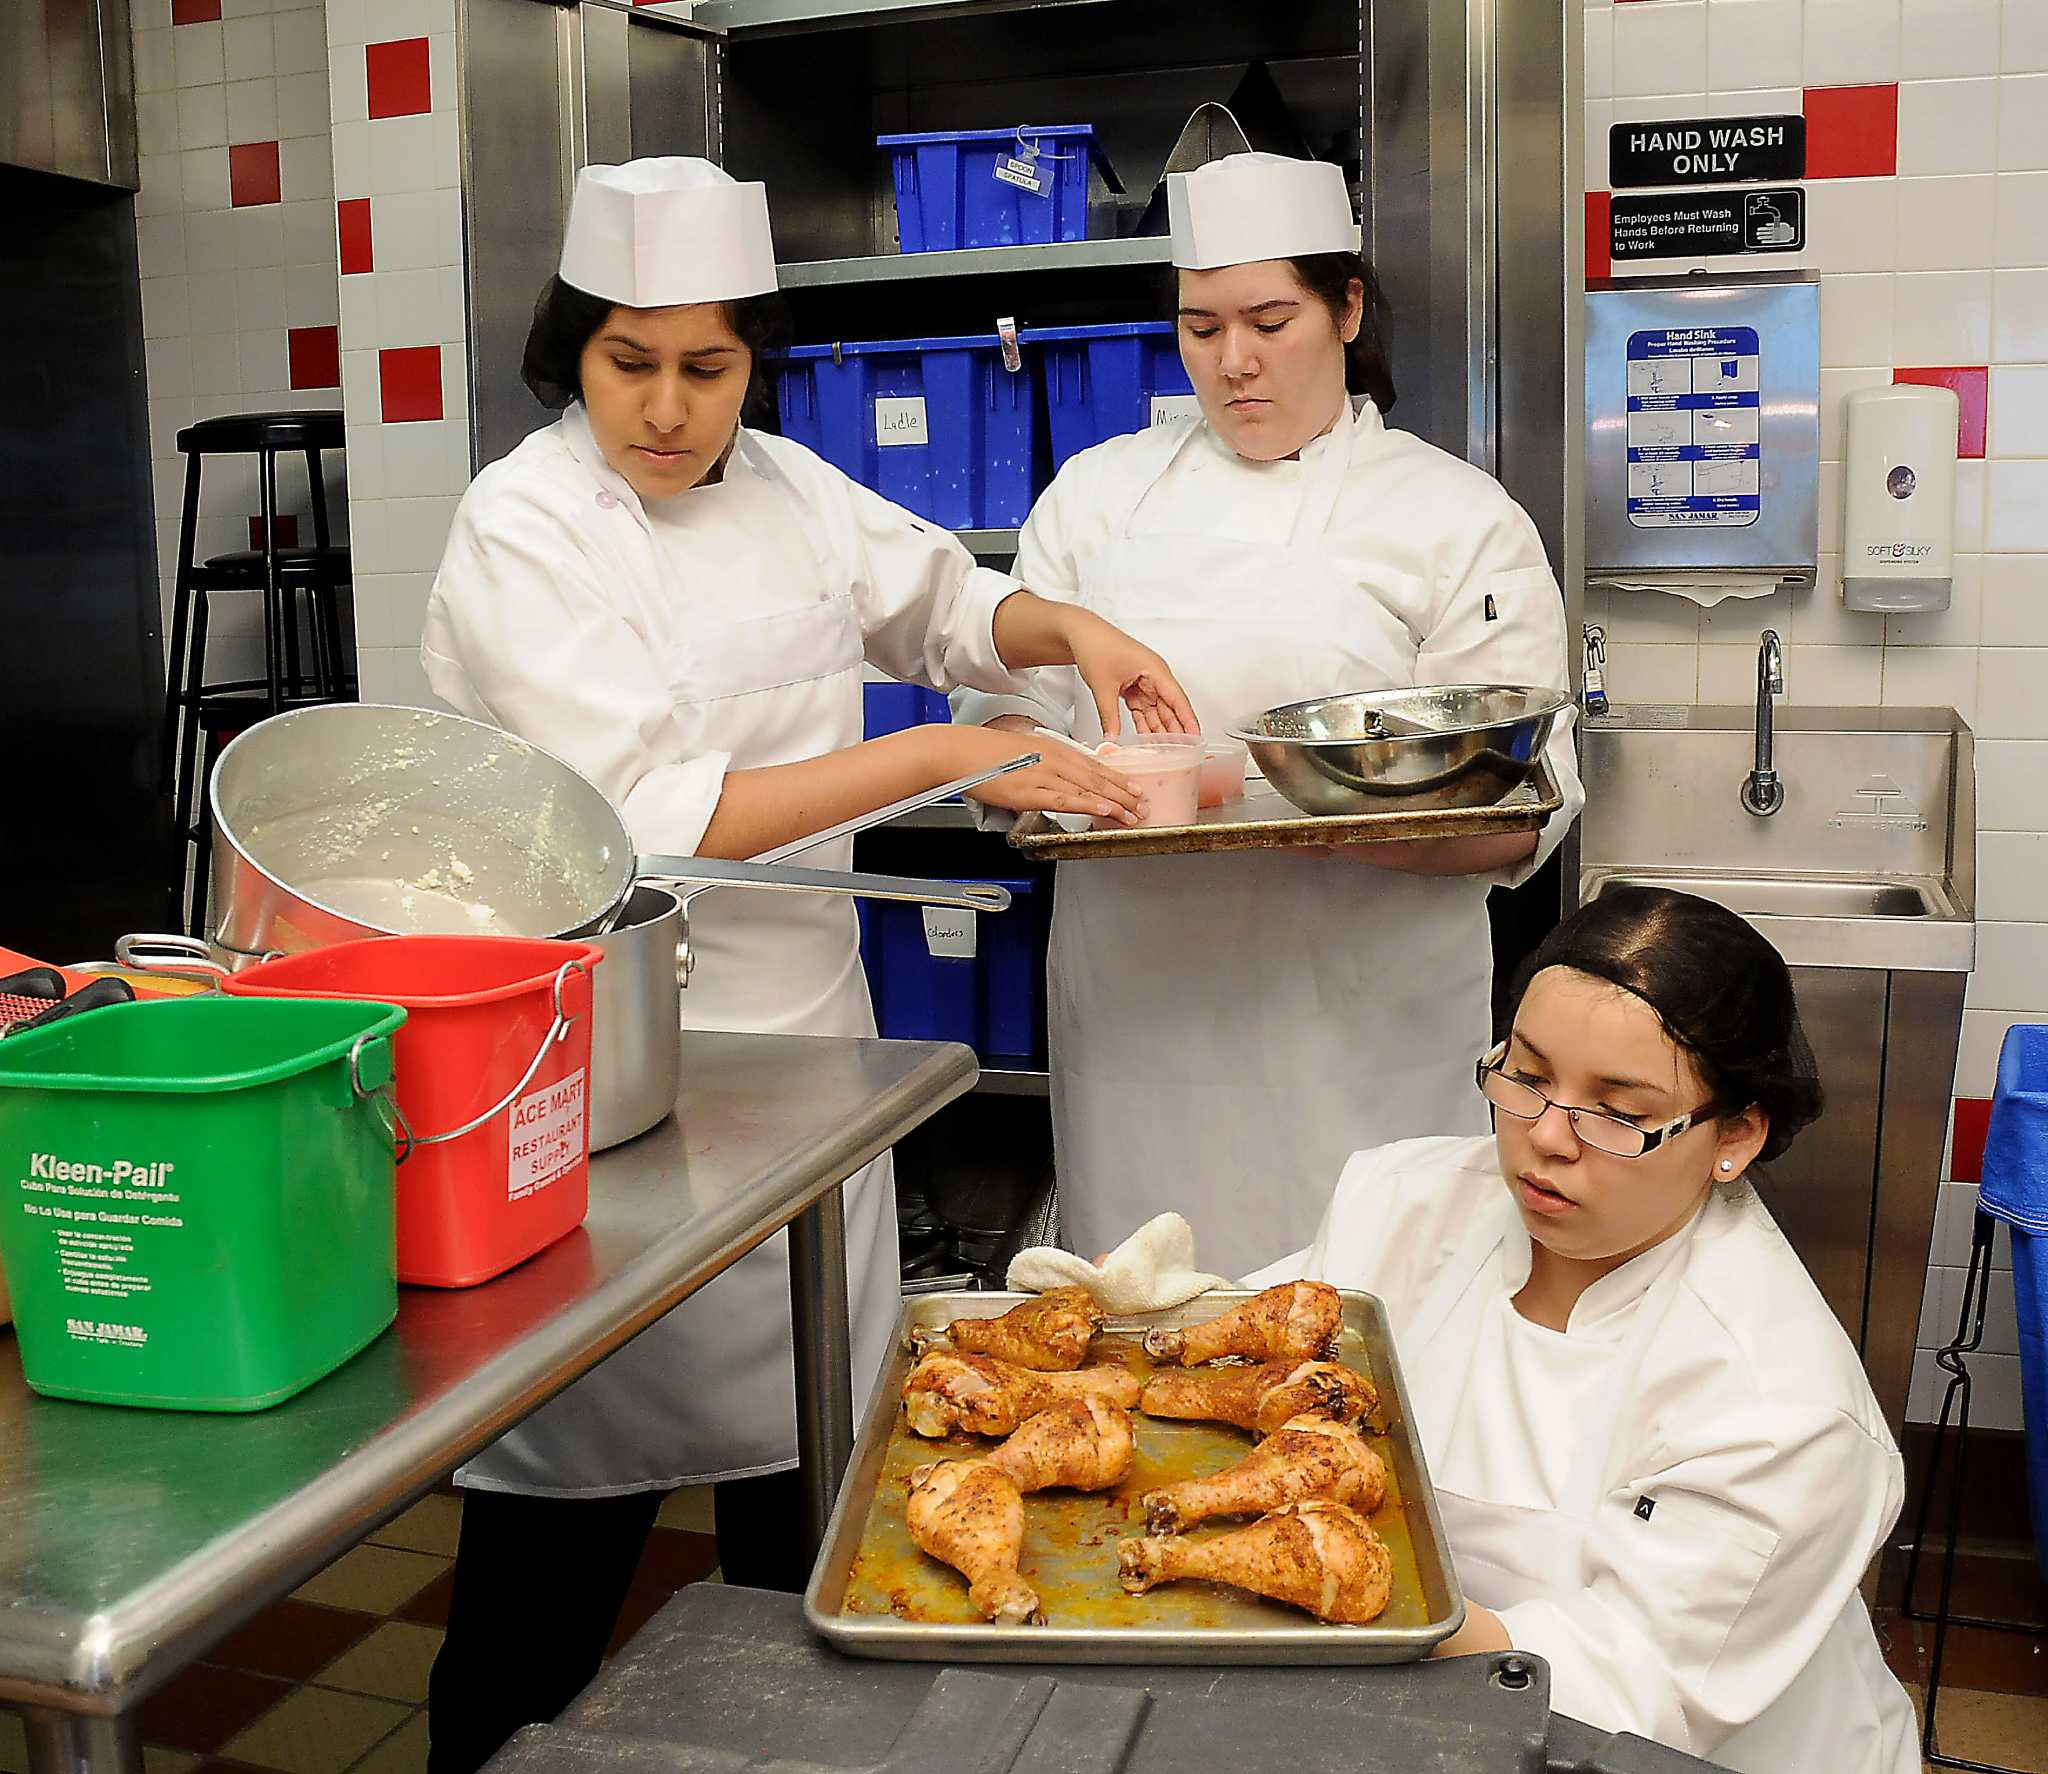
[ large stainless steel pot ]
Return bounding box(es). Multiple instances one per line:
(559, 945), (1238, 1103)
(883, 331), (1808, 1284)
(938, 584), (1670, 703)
(588, 885), (685, 1152)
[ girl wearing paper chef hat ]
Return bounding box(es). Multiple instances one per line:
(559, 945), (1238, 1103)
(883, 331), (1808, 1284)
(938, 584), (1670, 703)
(419, 158), (1193, 1772)
(955, 150), (1584, 1271)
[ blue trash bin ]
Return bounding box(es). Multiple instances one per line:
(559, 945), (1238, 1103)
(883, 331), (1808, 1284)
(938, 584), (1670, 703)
(858, 878), (1044, 1061)
(863, 681), (952, 740)
(1027, 322), (1198, 472)
(877, 125), (1101, 252)
(1977, 1021), (2048, 1579)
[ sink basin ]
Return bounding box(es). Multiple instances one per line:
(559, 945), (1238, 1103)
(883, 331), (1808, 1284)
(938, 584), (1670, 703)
(1591, 872), (1939, 920)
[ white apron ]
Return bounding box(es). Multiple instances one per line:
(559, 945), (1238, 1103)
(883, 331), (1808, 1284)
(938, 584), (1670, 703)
(1051, 412), (1490, 1270)
(460, 436), (901, 1494)
(1401, 1206), (1918, 1772)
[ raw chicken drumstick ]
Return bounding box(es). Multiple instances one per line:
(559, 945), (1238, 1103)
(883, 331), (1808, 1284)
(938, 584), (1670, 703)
(907, 1286), (1106, 1372)
(987, 1396), (1135, 1493)
(1118, 1501), (1394, 1624)
(1140, 1414), (1387, 1534)
(902, 1351), (1143, 1440)
(905, 1459), (1041, 1624)
(1139, 1359), (1377, 1437)
(1143, 1281), (1344, 1366)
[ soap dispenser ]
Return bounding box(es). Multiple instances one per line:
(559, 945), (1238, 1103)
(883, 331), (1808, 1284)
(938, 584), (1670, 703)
(1840, 383), (1958, 613)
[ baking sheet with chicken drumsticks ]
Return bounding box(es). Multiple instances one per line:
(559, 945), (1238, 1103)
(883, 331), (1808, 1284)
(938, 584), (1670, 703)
(804, 1287), (1465, 1664)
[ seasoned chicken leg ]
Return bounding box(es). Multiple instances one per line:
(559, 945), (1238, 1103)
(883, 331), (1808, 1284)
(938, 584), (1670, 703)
(906, 1459), (1041, 1624)
(1142, 1282), (1344, 1367)
(1139, 1359), (1377, 1437)
(1118, 1501), (1393, 1624)
(902, 1351), (1144, 1439)
(987, 1396), (1135, 1493)
(1140, 1414), (1386, 1533)
(907, 1286), (1106, 1372)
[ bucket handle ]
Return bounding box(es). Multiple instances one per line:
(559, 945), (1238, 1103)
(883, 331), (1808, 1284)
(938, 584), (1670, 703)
(392, 958), (589, 1153)
(350, 1033), (418, 1165)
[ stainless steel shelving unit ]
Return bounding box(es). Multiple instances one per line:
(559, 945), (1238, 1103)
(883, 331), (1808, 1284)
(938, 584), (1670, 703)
(779, 237), (1173, 288)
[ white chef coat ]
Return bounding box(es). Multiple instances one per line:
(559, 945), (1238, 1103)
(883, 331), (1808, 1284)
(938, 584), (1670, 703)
(1248, 1135), (1919, 1772)
(953, 400), (1584, 1270)
(421, 404), (1020, 1492)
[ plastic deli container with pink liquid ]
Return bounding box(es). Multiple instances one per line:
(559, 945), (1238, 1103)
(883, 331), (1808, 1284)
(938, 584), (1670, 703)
(1199, 739), (1248, 808)
(1094, 734), (1203, 829)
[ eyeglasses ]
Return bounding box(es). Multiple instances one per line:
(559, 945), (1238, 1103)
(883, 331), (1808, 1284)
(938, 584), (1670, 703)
(1473, 1044), (1717, 1160)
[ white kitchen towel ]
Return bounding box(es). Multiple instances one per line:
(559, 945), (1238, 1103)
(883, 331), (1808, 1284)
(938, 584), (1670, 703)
(1594, 573), (1782, 608)
(1006, 1212), (1231, 1313)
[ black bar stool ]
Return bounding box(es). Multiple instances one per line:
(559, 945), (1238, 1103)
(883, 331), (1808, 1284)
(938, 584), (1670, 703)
(160, 411), (355, 936)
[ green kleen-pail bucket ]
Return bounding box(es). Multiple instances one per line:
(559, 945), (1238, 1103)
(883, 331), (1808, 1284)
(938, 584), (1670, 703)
(0, 995), (405, 1411)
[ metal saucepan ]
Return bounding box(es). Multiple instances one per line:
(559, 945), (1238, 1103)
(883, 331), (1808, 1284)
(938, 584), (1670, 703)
(1229, 684), (1571, 816)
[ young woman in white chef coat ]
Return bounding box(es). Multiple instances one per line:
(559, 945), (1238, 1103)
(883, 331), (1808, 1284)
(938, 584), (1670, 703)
(417, 158), (1191, 1774)
(1248, 884), (1918, 1772)
(954, 152), (1584, 1272)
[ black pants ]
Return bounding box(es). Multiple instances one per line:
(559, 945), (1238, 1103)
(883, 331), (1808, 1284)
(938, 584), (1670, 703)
(425, 1468), (810, 1774)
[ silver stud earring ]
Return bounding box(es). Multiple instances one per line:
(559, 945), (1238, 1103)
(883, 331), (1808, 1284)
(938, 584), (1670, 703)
(1718, 1159), (1735, 1173)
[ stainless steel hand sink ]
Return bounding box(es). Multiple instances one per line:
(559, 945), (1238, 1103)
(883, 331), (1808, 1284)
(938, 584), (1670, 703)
(1583, 870), (1952, 922)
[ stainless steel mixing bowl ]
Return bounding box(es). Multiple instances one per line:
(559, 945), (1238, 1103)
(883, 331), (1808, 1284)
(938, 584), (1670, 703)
(1228, 684), (1570, 816)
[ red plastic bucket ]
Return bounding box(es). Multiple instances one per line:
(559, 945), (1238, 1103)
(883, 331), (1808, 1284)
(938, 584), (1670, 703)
(225, 936), (603, 1287)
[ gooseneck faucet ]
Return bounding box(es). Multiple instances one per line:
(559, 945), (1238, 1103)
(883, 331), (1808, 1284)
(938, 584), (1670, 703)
(1741, 630), (1785, 816)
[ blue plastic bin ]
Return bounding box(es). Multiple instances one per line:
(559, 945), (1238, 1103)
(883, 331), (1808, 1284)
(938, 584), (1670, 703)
(778, 334), (1039, 529)
(859, 878), (1043, 1061)
(863, 681), (952, 739)
(1029, 322), (1197, 472)
(878, 125), (1100, 253)
(1977, 1022), (2048, 1579)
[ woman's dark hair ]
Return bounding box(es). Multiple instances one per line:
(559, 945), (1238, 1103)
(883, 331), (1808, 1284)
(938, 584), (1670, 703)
(1510, 885), (1823, 1164)
(1285, 251), (1396, 414)
(520, 275), (792, 431)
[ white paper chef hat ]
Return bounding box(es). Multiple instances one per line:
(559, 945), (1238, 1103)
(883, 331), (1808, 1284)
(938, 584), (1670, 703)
(557, 157), (778, 306)
(1167, 152), (1359, 271)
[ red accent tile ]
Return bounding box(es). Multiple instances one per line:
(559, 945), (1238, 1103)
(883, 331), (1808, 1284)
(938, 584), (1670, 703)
(137, 1664), (291, 1754)
(365, 38), (433, 121)
(1586, 191), (1612, 283)
(228, 140), (281, 208)
(208, 1597), (377, 1681)
(396, 1565), (455, 1627)
(1803, 84), (1900, 180)
(1894, 365), (1989, 459)
(1951, 1096), (1994, 1185)
(288, 324), (341, 391)
(171, 0), (222, 22)
(337, 198), (374, 276)
(380, 344), (443, 423)
(247, 514), (302, 552)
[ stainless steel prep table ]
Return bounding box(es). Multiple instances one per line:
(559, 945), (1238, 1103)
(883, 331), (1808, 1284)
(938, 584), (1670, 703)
(0, 1031), (977, 1774)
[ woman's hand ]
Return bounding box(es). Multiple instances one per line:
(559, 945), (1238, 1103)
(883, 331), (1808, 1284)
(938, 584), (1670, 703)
(944, 722), (1148, 827)
(991, 592), (1198, 738)
(1429, 1603), (1512, 1660)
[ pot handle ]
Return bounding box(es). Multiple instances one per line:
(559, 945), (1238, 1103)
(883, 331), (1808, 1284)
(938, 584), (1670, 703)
(114, 932), (234, 981)
(636, 857), (1012, 915)
(748, 753), (1039, 865)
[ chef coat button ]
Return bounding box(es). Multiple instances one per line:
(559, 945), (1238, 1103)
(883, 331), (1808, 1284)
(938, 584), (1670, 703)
(596, 490), (620, 510)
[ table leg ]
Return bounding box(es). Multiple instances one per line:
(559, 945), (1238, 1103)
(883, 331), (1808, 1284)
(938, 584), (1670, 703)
(788, 1184), (854, 1553)
(21, 1708), (141, 1774)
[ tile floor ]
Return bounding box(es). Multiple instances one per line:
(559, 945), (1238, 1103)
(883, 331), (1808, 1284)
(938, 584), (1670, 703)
(0, 1493), (2040, 1774)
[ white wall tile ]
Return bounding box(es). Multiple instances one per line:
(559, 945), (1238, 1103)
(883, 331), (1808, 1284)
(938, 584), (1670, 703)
(1803, 0), (1902, 86)
(190, 331), (241, 398)
(176, 82), (227, 152)
(1996, 72), (2048, 172)
(1614, 0), (1708, 99)
(339, 273), (377, 348)
(1892, 270), (1993, 363)
(1968, 919), (2048, 1007)
(1977, 830), (2048, 921)
(428, 33), (457, 118)
(1992, 267), (2048, 360)
(274, 7), (327, 78)
(328, 44), (368, 125)
(339, 346), (379, 423)
(276, 71), (328, 139)
(1979, 644), (2048, 734)
(1704, 0), (1801, 91)
(186, 205), (236, 270)
(1897, 78), (1999, 178)
(234, 265), (284, 331)
(1585, 100), (1613, 193)
(1994, 171), (2048, 265)
(331, 119), (370, 198)
(382, 423), (468, 499)
(1974, 736), (2048, 828)
(1989, 363), (2048, 456)
(1697, 641), (1761, 701)
(136, 90), (178, 158)
(440, 336), (468, 420)
(2005, 0), (2048, 73)
(232, 203), (283, 270)
(1791, 562), (1878, 644)
(344, 423), (385, 500)
(1929, 1179), (2012, 1265)
(1895, 175), (1998, 273)
(180, 146), (230, 211)
(280, 133), (333, 202)
(1699, 584), (1792, 639)
(146, 395), (191, 461)
(1603, 587), (1704, 643)
(222, 14), (272, 81)
(1819, 272), (1894, 367)
(1906, 1348), (2023, 1428)
(135, 213), (186, 280)
(1820, 456), (1844, 554)
(327, 0), (370, 49)
(140, 275), (189, 340)
(134, 150), (181, 218)
(1981, 553), (2048, 644)
(1605, 642), (1699, 703)
(144, 335), (193, 402)
(436, 264), (467, 345)
(1782, 642), (1885, 704)
(1987, 461), (2048, 551)
(225, 77), (277, 146)
(135, 27), (175, 94)
(172, 21), (224, 87)
(1886, 551), (1983, 645)
(1956, 1009), (2027, 1099)
(283, 197), (336, 268)
(1881, 643), (1979, 718)
(1955, 459), (1987, 552)
(1806, 178), (1900, 275)
(1901, 0), (2001, 80)
(372, 266), (440, 348)
(241, 327), (289, 394)
(284, 262), (340, 328)
(1586, 9), (1614, 103)
(188, 267), (237, 334)
(356, 644), (443, 712)
(366, 115), (437, 196)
